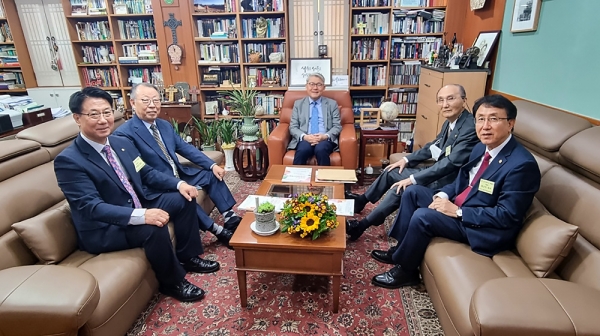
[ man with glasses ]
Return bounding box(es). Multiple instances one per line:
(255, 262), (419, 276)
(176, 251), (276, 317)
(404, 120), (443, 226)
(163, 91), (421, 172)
(114, 83), (241, 249)
(288, 72), (342, 165)
(345, 84), (479, 241)
(370, 94), (541, 289)
(54, 87), (220, 302)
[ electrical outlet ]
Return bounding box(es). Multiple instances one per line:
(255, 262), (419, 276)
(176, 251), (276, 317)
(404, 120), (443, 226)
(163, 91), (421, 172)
(318, 45), (328, 57)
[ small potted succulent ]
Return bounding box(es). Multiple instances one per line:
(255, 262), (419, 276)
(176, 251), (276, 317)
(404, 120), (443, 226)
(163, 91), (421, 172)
(254, 201), (276, 233)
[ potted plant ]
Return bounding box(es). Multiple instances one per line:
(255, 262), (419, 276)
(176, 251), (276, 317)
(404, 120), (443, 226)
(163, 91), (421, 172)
(171, 118), (193, 144)
(254, 201), (276, 233)
(193, 117), (218, 151)
(218, 87), (259, 142)
(219, 119), (237, 171)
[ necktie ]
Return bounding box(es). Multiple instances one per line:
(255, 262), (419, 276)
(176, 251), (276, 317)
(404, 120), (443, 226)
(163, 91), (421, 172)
(150, 124), (179, 178)
(309, 102), (319, 134)
(454, 152), (491, 207)
(102, 145), (142, 208)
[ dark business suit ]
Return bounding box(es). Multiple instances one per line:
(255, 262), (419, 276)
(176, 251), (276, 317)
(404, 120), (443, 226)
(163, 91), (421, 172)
(114, 115), (236, 231)
(388, 136), (541, 272)
(54, 135), (203, 286)
(363, 110), (478, 225)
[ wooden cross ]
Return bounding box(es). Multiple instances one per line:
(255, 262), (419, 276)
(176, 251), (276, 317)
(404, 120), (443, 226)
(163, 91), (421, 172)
(356, 22), (367, 35)
(189, 86), (200, 102)
(165, 85), (178, 102)
(163, 13), (182, 45)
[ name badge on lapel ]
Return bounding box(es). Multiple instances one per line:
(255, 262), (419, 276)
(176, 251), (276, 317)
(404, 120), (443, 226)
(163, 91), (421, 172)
(430, 144), (442, 161)
(133, 156), (146, 172)
(445, 145), (452, 157)
(478, 179), (495, 194)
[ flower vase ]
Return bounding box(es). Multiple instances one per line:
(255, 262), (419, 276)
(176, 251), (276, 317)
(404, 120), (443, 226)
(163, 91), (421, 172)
(222, 143), (236, 171)
(241, 116), (258, 142)
(254, 210), (276, 232)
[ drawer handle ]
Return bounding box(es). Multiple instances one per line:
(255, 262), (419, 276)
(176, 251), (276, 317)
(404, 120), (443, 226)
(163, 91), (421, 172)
(424, 83), (430, 88)
(421, 114), (427, 120)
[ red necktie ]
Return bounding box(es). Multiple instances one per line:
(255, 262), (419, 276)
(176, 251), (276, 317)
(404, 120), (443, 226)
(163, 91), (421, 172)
(454, 152), (491, 207)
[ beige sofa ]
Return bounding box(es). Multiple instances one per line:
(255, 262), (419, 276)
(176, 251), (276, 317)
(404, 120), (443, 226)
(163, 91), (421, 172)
(393, 101), (600, 335)
(0, 114), (223, 336)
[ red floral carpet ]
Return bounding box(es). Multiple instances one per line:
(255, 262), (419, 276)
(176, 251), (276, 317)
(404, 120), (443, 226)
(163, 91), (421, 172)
(127, 174), (444, 336)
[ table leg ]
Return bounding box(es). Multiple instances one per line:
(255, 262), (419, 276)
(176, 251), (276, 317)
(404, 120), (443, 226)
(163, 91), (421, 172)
(359, 134), (367, 186)
(332, 275), (340, 313)
(237, 270), (247, 308)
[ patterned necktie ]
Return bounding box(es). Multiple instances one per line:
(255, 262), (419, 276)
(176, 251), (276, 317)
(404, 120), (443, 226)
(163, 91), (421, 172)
(150, 124), (179, 178)
(454, 152), (491, 207)
(310, 101), (319, 134)
(102, 145), (142, 208)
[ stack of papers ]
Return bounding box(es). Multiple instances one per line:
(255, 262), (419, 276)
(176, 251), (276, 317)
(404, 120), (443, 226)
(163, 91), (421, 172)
(281, 167), (312, 183)
(315, 169), (358, 183)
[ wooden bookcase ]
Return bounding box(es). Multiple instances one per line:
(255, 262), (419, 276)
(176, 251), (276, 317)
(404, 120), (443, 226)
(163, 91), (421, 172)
(0, 0), (37, 93)
(60, 0), (160, 110)
(189, 0), (289, 120)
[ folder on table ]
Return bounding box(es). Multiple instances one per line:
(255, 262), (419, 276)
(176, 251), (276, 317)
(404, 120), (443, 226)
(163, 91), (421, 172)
(315, 169), (357, 183)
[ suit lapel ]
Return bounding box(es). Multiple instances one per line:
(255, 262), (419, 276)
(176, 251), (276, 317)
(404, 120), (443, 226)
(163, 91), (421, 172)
(75, 135), (128, 194)
(157, 120), (177, 159)
(439, 121), (450, 148)
(446, 111), (468, 147)
(110, 136), (144, 190)
(321, 98), (329, 130)
(132, 116), (170, 164)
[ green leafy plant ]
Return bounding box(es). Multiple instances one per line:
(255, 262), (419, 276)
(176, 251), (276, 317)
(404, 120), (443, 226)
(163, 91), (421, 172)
(192, 117), (218, 147)
(217, 86), (258, 117)
(219, 119), (237, 145)
(257, 201), (275, 214)
(171, 118), (192, 141)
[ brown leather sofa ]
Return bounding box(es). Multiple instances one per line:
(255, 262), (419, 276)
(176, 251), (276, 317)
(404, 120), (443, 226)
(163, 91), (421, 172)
(267, 90), (358, 169)
(414, 101), (600, 335)
(0, 113), (223, 336)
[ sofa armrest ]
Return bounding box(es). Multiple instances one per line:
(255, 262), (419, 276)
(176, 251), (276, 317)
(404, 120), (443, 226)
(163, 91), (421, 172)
(470, 278), (600, 336)
(267, 123), (291, 166)
(339, 124), (357, 169)
(0, 265), (100, 336)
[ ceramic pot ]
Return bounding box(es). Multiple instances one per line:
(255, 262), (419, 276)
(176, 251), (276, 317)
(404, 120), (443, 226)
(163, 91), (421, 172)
(254, 210), (276, 232)
(222, 145), (235, 171)
(240, 116), (258, 142)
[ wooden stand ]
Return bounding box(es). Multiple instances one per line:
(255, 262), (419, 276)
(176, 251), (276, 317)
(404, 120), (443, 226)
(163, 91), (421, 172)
(233, 139), (269, 182)
(358, 128), (399, 186)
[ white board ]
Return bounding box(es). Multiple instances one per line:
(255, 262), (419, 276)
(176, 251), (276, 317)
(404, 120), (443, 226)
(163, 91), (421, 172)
(289, 58), (332, 87)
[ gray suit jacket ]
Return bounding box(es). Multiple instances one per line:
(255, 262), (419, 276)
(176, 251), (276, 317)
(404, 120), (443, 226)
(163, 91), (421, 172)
(406, 110), (479, 187)
(288, 96), (342, 149)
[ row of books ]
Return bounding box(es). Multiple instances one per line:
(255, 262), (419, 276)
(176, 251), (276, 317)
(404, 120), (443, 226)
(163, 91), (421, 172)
(351, 38), (389, 61)
(120, 43), (158, 64)
(393, 0), (446, 7)
(70, 0), (108, 15)
(0, 45), (18, 66)
(352, 13), (390, 35)
(240, 18), (286, 38)
(126, 67), (161, 86)
(114, 0), (153, 14)
(389, 62), (421, 85)
(243, 42), (285, 63)
(80, 45), (114, 64)
(392, 10), (445, 34)
(117, 20), (156, 40)
(245, 67), (287, 87)
(351, 65), (387, 86)
(391, 36), (441, 59)
(389, 89), (418, 105)
(0, 71), (24, 89)
(198, 43), (240, 63)
(81, 67), (120, 87)
(76, 21), (111, 41)
(351, 0), (390, 7)
(196, 18), (236, 38)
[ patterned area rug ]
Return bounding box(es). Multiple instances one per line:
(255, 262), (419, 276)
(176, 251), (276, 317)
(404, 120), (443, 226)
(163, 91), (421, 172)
(127, 174), (444, 336)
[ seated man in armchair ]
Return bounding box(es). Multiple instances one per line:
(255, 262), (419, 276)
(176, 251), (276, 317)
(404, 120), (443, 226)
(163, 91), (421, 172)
(289, 73), (342, 166)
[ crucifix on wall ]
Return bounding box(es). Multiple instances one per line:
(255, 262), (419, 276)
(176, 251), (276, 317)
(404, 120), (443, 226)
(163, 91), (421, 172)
(164, 13), (183, 69)
(189, 86), (200, 102)
(356, 22), (367, 35)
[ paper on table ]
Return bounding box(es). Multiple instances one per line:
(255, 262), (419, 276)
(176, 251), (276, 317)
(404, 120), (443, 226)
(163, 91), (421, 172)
(238, 195), (289, 213)
(328, 199), (354, 216)
(281, 167), (312, 183)
(315, 169), (357, 182)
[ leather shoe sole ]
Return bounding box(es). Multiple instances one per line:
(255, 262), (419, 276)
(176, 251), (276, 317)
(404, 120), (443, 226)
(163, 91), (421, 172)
(371, 249), (395, 264)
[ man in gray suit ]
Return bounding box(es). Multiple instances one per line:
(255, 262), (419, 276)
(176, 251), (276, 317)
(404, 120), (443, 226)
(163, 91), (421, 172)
(346, 84), (479, 241)
(289, 73), (342, 166)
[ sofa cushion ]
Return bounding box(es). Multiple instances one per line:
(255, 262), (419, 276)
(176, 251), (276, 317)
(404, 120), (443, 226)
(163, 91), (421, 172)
(516, 215), (578, 278)
(11, 203), (76, 264)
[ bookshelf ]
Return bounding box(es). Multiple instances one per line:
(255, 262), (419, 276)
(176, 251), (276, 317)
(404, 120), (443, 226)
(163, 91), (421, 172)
(349, 0), (449, 144)
(61, 0), (160, 109)
(191, 0), (288, 121)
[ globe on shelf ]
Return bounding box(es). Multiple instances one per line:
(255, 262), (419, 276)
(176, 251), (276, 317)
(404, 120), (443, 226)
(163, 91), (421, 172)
(254, 105), (265, 116)
(380, 101), (399, 125)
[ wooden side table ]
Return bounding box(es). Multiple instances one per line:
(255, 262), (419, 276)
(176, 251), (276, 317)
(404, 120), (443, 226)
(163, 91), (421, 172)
(358, 128), (399, 186)
(233, 138), (269, 181)
(158, 102), (201, 145)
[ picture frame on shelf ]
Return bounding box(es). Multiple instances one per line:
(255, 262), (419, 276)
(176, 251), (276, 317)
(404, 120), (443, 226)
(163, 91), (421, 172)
(472, 30), (501, 68)
(113, 3), (128, 14)
(510, 0), (541, 33)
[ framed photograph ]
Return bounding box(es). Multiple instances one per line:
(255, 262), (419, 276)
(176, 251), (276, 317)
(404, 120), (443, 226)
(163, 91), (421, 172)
(288, 58), (332, 87)
(511, 0), (541, 33)
(472, 30), (501, 68)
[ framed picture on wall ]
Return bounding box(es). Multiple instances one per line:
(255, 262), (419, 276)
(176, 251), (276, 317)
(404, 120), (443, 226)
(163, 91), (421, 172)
(511, 0), (542, 33)
(473, 30), (501, 68)
(289, 58), (332, 87)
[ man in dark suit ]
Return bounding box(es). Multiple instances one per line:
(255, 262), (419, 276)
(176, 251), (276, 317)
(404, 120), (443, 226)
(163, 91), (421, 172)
(114, 83), (241, 248)
(370, 94), (541, 289)
(346, 84), (479, 241)
(54, 87), (219, 302)
(289, 72), (342, 166)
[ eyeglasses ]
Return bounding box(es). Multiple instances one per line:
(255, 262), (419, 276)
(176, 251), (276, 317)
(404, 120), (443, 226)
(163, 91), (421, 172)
(139, 98), (161, 106)
(436, 96), (460, 105)
(307, 82), (324, 88)
(475, 117), (509, 124)
(81, 110), (114, 120)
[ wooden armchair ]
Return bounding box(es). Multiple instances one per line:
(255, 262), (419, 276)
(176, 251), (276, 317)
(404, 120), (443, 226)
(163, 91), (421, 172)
(267, 90), (357, 169)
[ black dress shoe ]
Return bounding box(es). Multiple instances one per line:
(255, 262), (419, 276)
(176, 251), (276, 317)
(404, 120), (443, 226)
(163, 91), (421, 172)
(224, 216), (241, 232)
(345, 191), (361, 200)
(159, 279), (206, 302)
(371, 265), (421, 289)
(216, 228), (234, 249)
(345, 191), (367, 213)
(346, 219), (367, 241)
(371, 249), (395, 264)
(182, 256), (220, 273)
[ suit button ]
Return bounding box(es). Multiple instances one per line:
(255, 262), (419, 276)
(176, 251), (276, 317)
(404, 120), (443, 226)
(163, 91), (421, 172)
(127, 199), (132, 203)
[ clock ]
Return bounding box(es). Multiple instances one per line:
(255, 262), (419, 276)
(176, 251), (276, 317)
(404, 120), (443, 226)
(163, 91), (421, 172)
(470, 0), (486, 10)
(167, 44), (183, 65)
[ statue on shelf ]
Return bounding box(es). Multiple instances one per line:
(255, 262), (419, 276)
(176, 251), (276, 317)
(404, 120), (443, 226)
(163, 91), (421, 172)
(255, 17), (268, 38)
(227, 24), (236, 39)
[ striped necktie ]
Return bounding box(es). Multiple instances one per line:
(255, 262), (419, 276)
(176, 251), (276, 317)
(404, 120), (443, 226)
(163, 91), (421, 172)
(150, 124), (179, 178)
(454, 152), (491, 207)
(102, 145), (142, 208)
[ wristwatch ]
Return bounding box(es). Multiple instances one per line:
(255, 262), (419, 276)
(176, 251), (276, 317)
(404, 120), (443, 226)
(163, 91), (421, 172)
(456, 208), (463, 220)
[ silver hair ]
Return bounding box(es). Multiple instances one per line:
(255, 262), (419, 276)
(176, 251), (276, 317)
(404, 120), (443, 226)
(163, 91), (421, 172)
(306, 73), (325, 84)
(437, 84), (467, 99)
(130, 83), (159, 99)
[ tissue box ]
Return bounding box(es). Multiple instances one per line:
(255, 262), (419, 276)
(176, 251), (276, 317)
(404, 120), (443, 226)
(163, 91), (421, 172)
(0, 114), (13, 133)
(22, 107), (52, 127)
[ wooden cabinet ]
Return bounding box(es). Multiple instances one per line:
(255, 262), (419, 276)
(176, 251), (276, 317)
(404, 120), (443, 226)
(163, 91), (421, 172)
(413, 66), (488, 150)
(26, 87), (80, 109)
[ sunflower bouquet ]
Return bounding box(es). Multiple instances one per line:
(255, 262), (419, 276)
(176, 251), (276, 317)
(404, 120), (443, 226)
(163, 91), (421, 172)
(280, 192), (339, 240)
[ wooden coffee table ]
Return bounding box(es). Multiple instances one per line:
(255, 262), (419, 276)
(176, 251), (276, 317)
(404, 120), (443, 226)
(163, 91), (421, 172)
(230, 165), (346, 313)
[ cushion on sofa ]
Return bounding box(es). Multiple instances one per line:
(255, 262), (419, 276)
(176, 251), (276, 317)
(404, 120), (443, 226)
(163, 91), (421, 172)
(516, 214), (579, 278)
(11, 203), (77, 264)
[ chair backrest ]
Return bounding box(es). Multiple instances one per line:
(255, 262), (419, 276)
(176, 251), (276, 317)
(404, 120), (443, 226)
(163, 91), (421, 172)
(280, 91), (354, 125)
